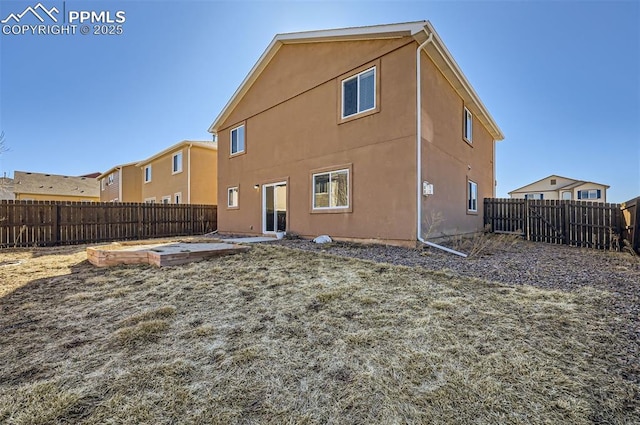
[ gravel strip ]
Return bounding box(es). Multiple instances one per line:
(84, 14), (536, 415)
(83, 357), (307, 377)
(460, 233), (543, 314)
(267, 235), (640, 386)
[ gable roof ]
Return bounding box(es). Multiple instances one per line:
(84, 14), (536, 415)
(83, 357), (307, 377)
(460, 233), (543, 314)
(135, 140), (217, 167)
(13, 171), (99, 197)
(208, 21), (503, 140)
(98, 161), (140, 180)
(508, 174), (610, 194)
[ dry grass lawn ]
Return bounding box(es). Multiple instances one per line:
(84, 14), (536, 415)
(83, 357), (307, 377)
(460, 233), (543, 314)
(0, 243), (637, 424)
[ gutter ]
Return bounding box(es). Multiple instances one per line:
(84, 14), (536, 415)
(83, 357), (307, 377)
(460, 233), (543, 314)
(415, 29), (467, 258)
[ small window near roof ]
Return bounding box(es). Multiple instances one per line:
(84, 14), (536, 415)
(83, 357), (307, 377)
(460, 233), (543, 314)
(144, 165), (152, 183)
(342, 67), (376, 118)
(463, 107), (473, 143)
(108, 174), (114, 185)
(550, 179), (557, 185)
(172, 152), (183, 173)
(231, 125), (245, 155)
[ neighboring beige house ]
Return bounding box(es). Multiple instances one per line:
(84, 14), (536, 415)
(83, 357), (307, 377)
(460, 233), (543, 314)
(208, 21), (504, 245)
(98, 162), (141, 202)
(509, 175), (609, 202)
(0, 176), (14, 200)
(137, 140), (218, 204)
(12, 171), (100, 202)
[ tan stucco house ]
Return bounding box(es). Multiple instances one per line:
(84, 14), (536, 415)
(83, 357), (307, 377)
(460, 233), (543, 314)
(208, 21), (504, 245)
(509, 175), (609, 202)
(12, 171), (100, 202)
(98, 162), (141, 202)
(137, 140), (218, 204)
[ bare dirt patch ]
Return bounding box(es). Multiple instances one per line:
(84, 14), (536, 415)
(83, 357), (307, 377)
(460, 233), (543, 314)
(0, 241), (638, 423)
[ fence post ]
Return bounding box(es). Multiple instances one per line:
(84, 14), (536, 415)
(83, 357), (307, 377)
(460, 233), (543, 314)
(523, 198), (529, 241)
(137, 203), (142, 239)
(53, 203), (60, 245)
(633, 199), (640, 254)
(562, 201), (570, 246)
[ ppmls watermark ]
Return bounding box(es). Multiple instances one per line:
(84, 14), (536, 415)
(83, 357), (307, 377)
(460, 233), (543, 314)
(1, 2), (126, 36)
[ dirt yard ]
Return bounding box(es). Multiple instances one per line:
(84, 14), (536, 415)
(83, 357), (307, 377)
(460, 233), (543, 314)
(0, 238), (638, 424)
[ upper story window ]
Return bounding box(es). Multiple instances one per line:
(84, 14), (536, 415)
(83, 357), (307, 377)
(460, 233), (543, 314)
(525, 193), (543, 200)
(550, 178), (557, 185)
(313, 169), (349, 209)
(342, 67), (376, 118)
(577, 189), (601, 200)
(144, 165), (152, 183)
(231, 125), (245, 155)
(468, 180), (478, 212)
(101, 179), (105, 191)
(172, 152), (183, 174)
(463, 107), (473, 143)
(107, 174), (114, 185)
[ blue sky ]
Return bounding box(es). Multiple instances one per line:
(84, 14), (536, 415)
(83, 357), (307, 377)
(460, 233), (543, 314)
(0, 0), (638, 202)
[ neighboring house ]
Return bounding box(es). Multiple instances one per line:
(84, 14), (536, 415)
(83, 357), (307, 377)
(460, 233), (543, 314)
(98, 162), (142, 202)
(208, 21), (504, 245)
(509, 175), (609, 202)
(137, 140), (218, 204)
(13, 171), (100, 202)
(0, 176), (15, 200)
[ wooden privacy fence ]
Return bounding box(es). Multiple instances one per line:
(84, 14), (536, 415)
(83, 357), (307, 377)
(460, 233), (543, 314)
(0, 201), (217, 248)
(484, 198), (639, 253)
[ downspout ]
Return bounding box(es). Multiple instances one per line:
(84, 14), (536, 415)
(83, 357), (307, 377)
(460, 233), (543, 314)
(118, 166), (123, 201)
(415, 29), (467, 258)
(187, 144), (192, 203)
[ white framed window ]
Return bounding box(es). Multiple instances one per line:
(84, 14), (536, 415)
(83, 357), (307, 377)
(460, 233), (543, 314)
(108, 173), (114, 185)
(562, 191), (572, 200)
(577, 189), (601, 200)
(174, 192), (182, 204)
(464, 107), (473, 143)
(144, 165), (152, 183)
(230, 125), (245, 155)
(467, 180), (478, 212)
(172, 151), (183, 174)
(144, 197), (156, 204)
(100, 179), (105, 191)
(228, 187), (239, 208)
(313, 169), (349, 209)
(342, 67), (376, 118)
(525, 193), (543, 200)
(162, 196), (171, 204)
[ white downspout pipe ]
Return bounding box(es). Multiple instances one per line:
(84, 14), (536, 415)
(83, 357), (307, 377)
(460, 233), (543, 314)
(118, 166), (123, 201)
(415, 30), (467, 258)
(187, 144), (192, 203)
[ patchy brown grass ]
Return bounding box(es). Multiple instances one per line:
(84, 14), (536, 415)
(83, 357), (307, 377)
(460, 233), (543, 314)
(0, 243), (637, 424)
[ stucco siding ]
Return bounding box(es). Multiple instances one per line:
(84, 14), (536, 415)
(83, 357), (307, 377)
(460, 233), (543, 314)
(217, 38), (418, 243)
(420, 51), (495, 237)
(189, 146), (217, 204)
(121, 165), (142, 202)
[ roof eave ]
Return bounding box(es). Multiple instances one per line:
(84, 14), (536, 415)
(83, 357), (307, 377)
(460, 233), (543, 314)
(417, 22), (504, 141)
(208, 21), (429, 134)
